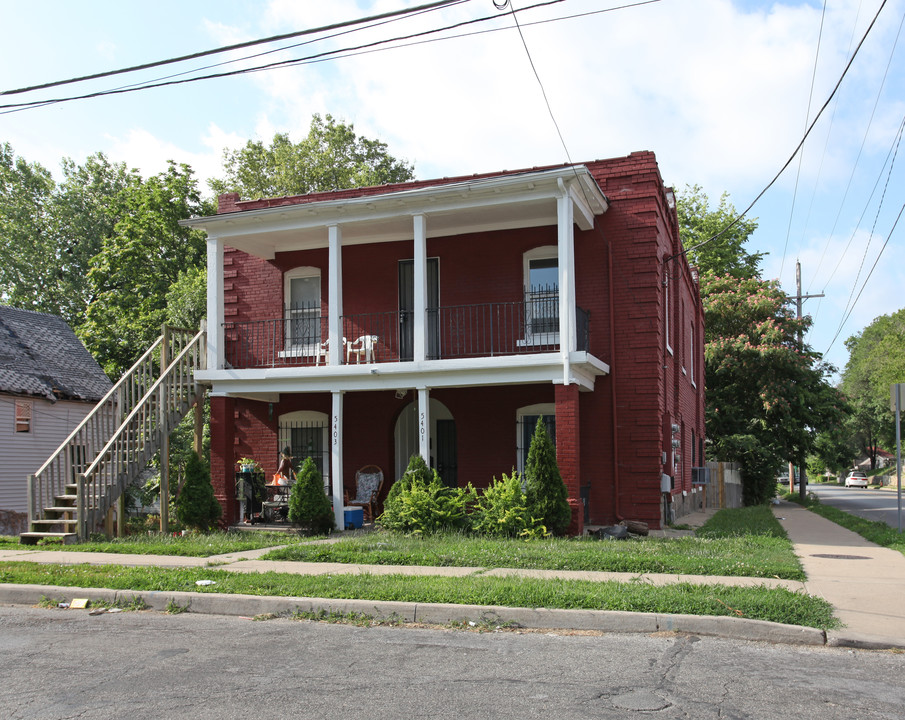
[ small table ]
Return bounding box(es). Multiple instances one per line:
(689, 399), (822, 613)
(262, 483), (291, 523)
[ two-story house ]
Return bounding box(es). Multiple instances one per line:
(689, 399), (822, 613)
(184, 150), (705, 532)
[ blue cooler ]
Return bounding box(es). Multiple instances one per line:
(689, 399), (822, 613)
(343, 506), (364, 529)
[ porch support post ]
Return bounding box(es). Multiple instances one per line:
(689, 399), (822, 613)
(557, 181), (576, 385)
(331, 391), (345, 531)
(328, 224), (343, 365)
(555, 383), (584, 536)
(417, 387), (430, 464)
(413, 214), (427, 363)
(206, 236), (225, 370)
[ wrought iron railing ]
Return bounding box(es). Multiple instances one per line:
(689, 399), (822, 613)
(223, 295), (590, 368)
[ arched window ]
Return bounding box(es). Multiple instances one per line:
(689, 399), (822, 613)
(516, 403), (555, 474)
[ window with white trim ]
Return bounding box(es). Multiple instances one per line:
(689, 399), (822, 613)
(283, 267), (322, 353)
(15, 400), (32, 433)
(664, 268), (673, 355)
(522, 246), (559, 345)
(516, 403), (556, 475)
(689, 321), (696, 387)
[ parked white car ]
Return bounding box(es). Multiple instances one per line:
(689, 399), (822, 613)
(844, 471), (869, 488)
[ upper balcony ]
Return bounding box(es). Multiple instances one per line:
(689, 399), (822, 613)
(184, 165), (611, 394)
(224, 290), (590, 369)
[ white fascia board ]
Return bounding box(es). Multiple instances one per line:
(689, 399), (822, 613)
(181, 166), (607, 242)
(195, 351), (606, 395)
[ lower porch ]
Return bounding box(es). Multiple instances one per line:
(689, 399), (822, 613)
(209, 383), (601, 532)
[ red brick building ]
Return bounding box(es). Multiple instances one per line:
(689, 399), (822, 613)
(185, 151), (705, 531)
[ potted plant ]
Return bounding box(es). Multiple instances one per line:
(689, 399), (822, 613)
(237, 457), (261, 474)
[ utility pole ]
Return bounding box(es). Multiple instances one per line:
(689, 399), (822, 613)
(787, 260), (824, 501)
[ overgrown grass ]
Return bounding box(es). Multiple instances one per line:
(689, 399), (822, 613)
(0, 531), (307, 557)
(0, 561), (836, 629)
(786, 494), (905, 557)
(264, 506), (802, 579)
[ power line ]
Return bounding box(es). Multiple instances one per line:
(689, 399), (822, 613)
(0, 0), (662, 115)
(0, 0), (471, 97)
(779, 0), (827, 282)
(667, 0), (889, 265)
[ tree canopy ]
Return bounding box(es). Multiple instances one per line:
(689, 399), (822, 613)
(701, 273), (844, 502)
(677, 187), (846, 503)
(676, 184), (763, 281)
(840, 309), (905, 467)
(209, 113), (415, 199)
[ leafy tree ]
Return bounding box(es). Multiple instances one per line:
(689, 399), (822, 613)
(0, 146), (137, 327)
(524, 417), (570, 535)
(166, 265), (207, 330)
(287, 456), (335, 535)
(78, 162), (210, 377)
(676, 184), (763, 282)
(209, 114), (415, 199)
(0, 143), (56, 312)
(175, 451), (221, 531)
(702, 274), (845, 503)
(840, 309), (905, 467)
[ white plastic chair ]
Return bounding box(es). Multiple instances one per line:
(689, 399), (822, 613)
(347, 335), (379, 363)
(316, 337), (346, 365)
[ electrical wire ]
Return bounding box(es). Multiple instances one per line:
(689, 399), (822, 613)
(824, 110), (905, 353)
(0, 0), (471, 97)
(779, 0), (827, 282)
(0, 0), (566, 113)
(0, 0), (663, 115)
(666, 0), (889, 265)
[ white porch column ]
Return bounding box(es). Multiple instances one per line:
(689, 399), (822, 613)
(417, 387), (430, 463)
(206, 236), (225, 370)
(331, 391), (345, 531)
(557, 184), (577, 385)
(328, 224), (343, 365)
(413, 214), (427, 362)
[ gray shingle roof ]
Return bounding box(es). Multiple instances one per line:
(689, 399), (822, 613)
(0, 307), (112, 403)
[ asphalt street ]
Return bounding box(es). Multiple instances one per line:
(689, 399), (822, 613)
(1, 606), (904, 720)
(809, 483), (905, 530)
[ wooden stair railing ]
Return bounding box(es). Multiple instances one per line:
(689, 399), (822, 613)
(22, 325), (206, 544)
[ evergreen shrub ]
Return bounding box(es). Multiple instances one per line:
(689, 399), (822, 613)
(288, 456), (336, 535)
(524, 417), (570, 535)
(175, 452), (221, 531)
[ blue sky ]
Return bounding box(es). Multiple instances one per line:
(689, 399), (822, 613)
(2, 0), (904, 379)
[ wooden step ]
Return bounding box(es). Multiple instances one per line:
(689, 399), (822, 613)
(19, 532), (79, 545)
(30, 518), (79, 527)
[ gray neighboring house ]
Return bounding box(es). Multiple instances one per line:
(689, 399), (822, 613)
(0, 307), (112, 534)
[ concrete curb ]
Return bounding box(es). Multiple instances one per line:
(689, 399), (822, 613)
(6, 582), (898, 649)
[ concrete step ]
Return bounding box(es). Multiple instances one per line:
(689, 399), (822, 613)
(20, 532), (79, 545)
(30, 518), (79, 527)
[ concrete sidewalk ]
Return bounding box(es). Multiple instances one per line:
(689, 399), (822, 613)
(772, 500), (905, 646)
(1, 502), (903, 649)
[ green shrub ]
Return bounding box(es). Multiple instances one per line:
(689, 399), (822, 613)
(524, 418), (570, 535)
(379, 456), (472, 535)
(287, 457), (336, 535)
(470, 472), (548, 538)
(175, 452), (221, 531)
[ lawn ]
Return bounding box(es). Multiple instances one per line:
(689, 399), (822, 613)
(0, 561), (837, 629)
(1, 506), (803, 578)
(0, 531), (303, 557)
(262, 505), (804, 580)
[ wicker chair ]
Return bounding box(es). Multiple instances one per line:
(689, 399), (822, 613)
(345, 465), (384, 522)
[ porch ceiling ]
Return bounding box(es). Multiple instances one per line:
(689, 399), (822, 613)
(182, 166), (608, 260)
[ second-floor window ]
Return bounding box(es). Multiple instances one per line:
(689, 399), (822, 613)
(284, 267), (321, 350)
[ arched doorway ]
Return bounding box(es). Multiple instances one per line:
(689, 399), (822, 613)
(394, 399), (456, 486)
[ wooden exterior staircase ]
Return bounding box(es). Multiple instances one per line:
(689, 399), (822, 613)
(22, 326), (206, 544)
